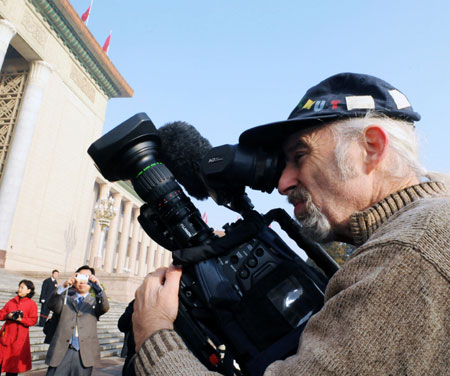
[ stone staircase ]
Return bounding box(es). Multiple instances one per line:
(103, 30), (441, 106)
(0, 271), (128, 370)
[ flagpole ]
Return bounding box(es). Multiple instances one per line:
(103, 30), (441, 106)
(85, 0), (93, 26)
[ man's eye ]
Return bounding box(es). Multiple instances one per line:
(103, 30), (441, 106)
(294, 152), (306, 163)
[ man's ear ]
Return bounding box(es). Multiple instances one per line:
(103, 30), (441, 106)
(363, 125), (389, 173)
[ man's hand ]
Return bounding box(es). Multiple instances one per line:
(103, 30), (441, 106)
(88, 274), (101, 286)
(63, 274), (76, 288)
(133, 264), (182, 351)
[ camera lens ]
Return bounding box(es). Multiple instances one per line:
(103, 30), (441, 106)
(88, 113), (213, 249)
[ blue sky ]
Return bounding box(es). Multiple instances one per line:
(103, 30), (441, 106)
(73, 1), (450, 248)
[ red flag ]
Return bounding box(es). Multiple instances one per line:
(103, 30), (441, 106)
(81, 6), (91, 22)
(81, 0), (94, 25)
(202, 211), (208, 224)
(102, 30), (112, 54)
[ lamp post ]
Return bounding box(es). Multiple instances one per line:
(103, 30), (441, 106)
(93, 195), (117, 269)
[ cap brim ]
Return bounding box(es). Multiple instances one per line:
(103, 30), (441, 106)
(239, 113), (342, 149)
(240, 103), (421, 150)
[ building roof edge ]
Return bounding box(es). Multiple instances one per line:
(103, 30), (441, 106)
(29, 0), (134, 98)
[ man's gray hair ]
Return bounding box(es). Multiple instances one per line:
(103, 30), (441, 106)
(330, 112), (427, 179)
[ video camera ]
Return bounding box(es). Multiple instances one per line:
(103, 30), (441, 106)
(88, 113), (339, 376)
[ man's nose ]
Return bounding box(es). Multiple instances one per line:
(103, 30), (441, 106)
(277, 164), (298, 195)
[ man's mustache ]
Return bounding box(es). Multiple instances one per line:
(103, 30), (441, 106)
(287, 186), (314, 217)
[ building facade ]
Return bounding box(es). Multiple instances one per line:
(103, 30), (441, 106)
(0, 0), (172, 294)
(86, 179), (173, 278)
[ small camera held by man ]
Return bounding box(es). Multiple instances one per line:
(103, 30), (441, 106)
(75, 274), (89, 283)
(74, 272), (103, 296)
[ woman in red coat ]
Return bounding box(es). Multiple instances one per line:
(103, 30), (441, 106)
(0, 280), (38, 375)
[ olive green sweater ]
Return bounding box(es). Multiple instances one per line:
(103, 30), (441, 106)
(135, 181), (450, 376)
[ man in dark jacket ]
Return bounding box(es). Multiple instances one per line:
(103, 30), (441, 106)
(118, 299), (136, 376)
(38, 269), (59, 327)
(45, 265), (109, 376)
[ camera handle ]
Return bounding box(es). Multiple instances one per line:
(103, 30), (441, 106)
(263, 208), (340, 279)
(170, 207), (339, 279)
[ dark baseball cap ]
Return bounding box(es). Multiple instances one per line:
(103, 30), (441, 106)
(239, 72), (420, 148)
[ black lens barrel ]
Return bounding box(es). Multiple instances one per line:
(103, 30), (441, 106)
(133, 162), (178, 204)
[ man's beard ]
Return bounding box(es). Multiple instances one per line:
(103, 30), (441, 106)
(288, 186), (332, 242)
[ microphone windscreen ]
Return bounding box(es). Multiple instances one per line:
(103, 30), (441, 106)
(158, 121), (212, 200)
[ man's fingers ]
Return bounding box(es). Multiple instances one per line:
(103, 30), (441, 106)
(164, 265), (182, 295)
(135, 267), (168, 302)
(143, 265), (182, 295)
(132, 264), (182, 348)
(148, 267), (169, 285)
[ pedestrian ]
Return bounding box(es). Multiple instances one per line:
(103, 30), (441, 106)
(45, 265), (109, 376)
(38, 269), (59, 327)
(0, 280), (38, 375)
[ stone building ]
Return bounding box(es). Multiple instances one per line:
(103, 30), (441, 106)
(0, 0), (171, 302)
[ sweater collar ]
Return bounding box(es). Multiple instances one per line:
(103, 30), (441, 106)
(350, 181), (447, 245)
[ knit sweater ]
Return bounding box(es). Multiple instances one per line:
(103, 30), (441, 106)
(135, 181), (450, 376)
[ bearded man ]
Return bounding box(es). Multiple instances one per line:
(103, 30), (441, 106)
(131, 73), (450, 375)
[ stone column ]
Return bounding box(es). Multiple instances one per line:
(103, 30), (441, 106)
(0, 19), (17, 261)
(0, 20), (16, 69)
(163, 249), (172, 267)
(153, 244), (163, 269)
(146, 239), (158, 274)
(0, 60), (52, 252)
(127, 207), (140, 275)
(116, 201), (133, 273)
(89, 183), (110, 267)
(138, 233), (150, 277)
(102, 193), (122, 272)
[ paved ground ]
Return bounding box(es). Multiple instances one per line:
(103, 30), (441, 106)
(24, 357), (125, 376)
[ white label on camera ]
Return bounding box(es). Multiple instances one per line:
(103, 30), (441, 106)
(180, 224), (192, 237)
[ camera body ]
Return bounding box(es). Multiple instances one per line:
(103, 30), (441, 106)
(11, 310), (23, 321)
(76, 274), (89, 283)
(76, 273), (102, 296)
(88, 113), (336, 376)
(175, 221), (327, 375)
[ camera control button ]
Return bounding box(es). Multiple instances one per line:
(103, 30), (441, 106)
(230, 255), (239, 264)
(255, 248), (264, 257)
(239, 268), (250, 279)
(246, 257), (258, 268)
